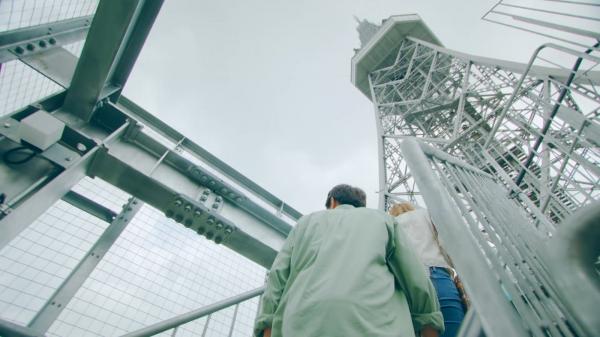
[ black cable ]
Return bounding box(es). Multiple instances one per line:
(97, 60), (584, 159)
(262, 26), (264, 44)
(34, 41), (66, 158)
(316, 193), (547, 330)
(2, 146), (40, 165)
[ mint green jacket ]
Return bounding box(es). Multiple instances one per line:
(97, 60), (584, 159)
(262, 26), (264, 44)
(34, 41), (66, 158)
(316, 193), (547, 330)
(254, 205), (444, 337)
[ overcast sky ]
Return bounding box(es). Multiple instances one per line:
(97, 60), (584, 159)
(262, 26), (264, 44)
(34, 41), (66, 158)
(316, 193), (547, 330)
(123, 0), (595, 214)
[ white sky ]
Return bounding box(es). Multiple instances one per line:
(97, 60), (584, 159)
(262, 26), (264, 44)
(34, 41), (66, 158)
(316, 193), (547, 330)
(123, 0), (595, 214)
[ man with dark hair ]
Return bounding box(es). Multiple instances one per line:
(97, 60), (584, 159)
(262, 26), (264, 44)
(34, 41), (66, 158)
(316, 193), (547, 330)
(255, 184), (443, 337)
(324, 183), (366, 208)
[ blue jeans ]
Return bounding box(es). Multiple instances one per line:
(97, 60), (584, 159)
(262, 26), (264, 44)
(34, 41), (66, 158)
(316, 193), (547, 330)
(429, 267), (465, 337)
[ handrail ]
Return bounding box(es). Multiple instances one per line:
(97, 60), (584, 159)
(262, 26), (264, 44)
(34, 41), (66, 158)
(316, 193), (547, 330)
(542, 202), (600, 336)
(400, 138), (529, 337)
(121, 286), (265, 337)
(417, 141), (495, 180)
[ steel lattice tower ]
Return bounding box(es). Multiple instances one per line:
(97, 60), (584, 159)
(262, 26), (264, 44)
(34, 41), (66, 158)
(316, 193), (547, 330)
(351, 13), (599, 337)
(352, 15), (599, 226)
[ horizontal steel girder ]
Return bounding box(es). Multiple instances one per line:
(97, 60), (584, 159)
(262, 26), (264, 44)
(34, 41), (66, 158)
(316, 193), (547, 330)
(0, 102), (292, 269)
(87, 114), (291, 268)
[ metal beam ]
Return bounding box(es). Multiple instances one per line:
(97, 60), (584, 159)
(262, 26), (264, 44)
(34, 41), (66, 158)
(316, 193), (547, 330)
(2, 92), (293, 269)
(0, 16), (91, 63)
(7, 42), (302, 224)
(108, 0), (165, 100)
(88, 129), (289, 267)
(0, 147), (96, 249)
(62, 0), (145, 121)
(0, 102), (128, 250)
(28, 198), (143, 333)
(61, 191), (117, 223)
(369, 74), (389, 209)
(117, 96), (302, 221)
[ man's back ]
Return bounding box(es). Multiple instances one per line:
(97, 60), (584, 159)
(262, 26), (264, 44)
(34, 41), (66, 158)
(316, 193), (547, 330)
(254, 204), (443, 337)
(281, 205), (407, 336)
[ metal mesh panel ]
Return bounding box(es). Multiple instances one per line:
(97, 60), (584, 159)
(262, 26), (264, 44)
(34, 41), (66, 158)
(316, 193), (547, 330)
(47, 204), (266, 337)
(0, 199), (110, 325)
(0, 0), (99, 32)
(0, 60), (63, 117)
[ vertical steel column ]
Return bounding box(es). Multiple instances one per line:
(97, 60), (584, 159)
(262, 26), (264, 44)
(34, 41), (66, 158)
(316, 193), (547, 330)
(369, 74), (389, 210)
(62, 0), (143, 121)
(399, 138), (528, 337)
(453, 61), (472, 137)
(27, 198), (144, 333)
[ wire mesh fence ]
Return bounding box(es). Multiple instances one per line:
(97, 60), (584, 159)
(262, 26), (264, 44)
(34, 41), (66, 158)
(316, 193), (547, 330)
(47, 203), (265, 337)
(0, 199), (111, 325)
(0, 60), (63, 117)
(0, 0), (99, 32)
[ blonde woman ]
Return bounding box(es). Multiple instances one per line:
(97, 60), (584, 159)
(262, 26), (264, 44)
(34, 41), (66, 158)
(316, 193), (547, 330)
(390, 202), (466, 337)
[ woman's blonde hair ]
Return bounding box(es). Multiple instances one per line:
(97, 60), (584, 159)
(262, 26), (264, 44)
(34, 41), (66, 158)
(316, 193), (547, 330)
(388, 202), (415, 217)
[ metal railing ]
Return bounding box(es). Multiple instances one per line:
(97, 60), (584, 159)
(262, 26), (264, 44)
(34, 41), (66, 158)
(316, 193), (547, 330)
(482, 0), (600, 51)
(122, 287), (265, 337)
(401, 137), (598, 336)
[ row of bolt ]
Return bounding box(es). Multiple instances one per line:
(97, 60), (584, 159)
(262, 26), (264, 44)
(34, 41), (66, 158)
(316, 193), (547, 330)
(13, 38), (57, 54)
(192, 167), (244, 204)
(199, 189), (224, 211)
(167, 197), (234, 244)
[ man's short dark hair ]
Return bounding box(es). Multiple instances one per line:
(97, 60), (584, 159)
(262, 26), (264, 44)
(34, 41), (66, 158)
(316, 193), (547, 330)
(325, 184), (367, 208)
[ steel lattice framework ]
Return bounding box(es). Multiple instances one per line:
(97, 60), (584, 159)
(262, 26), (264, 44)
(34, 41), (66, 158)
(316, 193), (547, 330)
(352, 13), (600, 337)
(366, 36), (599, 227)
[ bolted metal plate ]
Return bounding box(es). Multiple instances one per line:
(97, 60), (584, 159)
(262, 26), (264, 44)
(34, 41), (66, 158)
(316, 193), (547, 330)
(41, 143), (81, 168)
(0, 118), (22, 142)
(165, 194), (237, 245)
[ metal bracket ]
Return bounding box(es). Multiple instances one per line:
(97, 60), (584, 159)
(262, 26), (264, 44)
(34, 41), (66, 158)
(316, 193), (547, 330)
(40, 143), (81, 168)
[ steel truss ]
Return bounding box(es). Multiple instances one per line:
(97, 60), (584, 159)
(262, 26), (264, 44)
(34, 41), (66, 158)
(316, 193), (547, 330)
(355, 13), (600, 337)
(369, 38), (599, 227)
(0, 1), (296, 335)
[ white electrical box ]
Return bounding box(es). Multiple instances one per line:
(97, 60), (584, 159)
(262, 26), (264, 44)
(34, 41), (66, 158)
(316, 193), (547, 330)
(19, 111), (65, 150)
